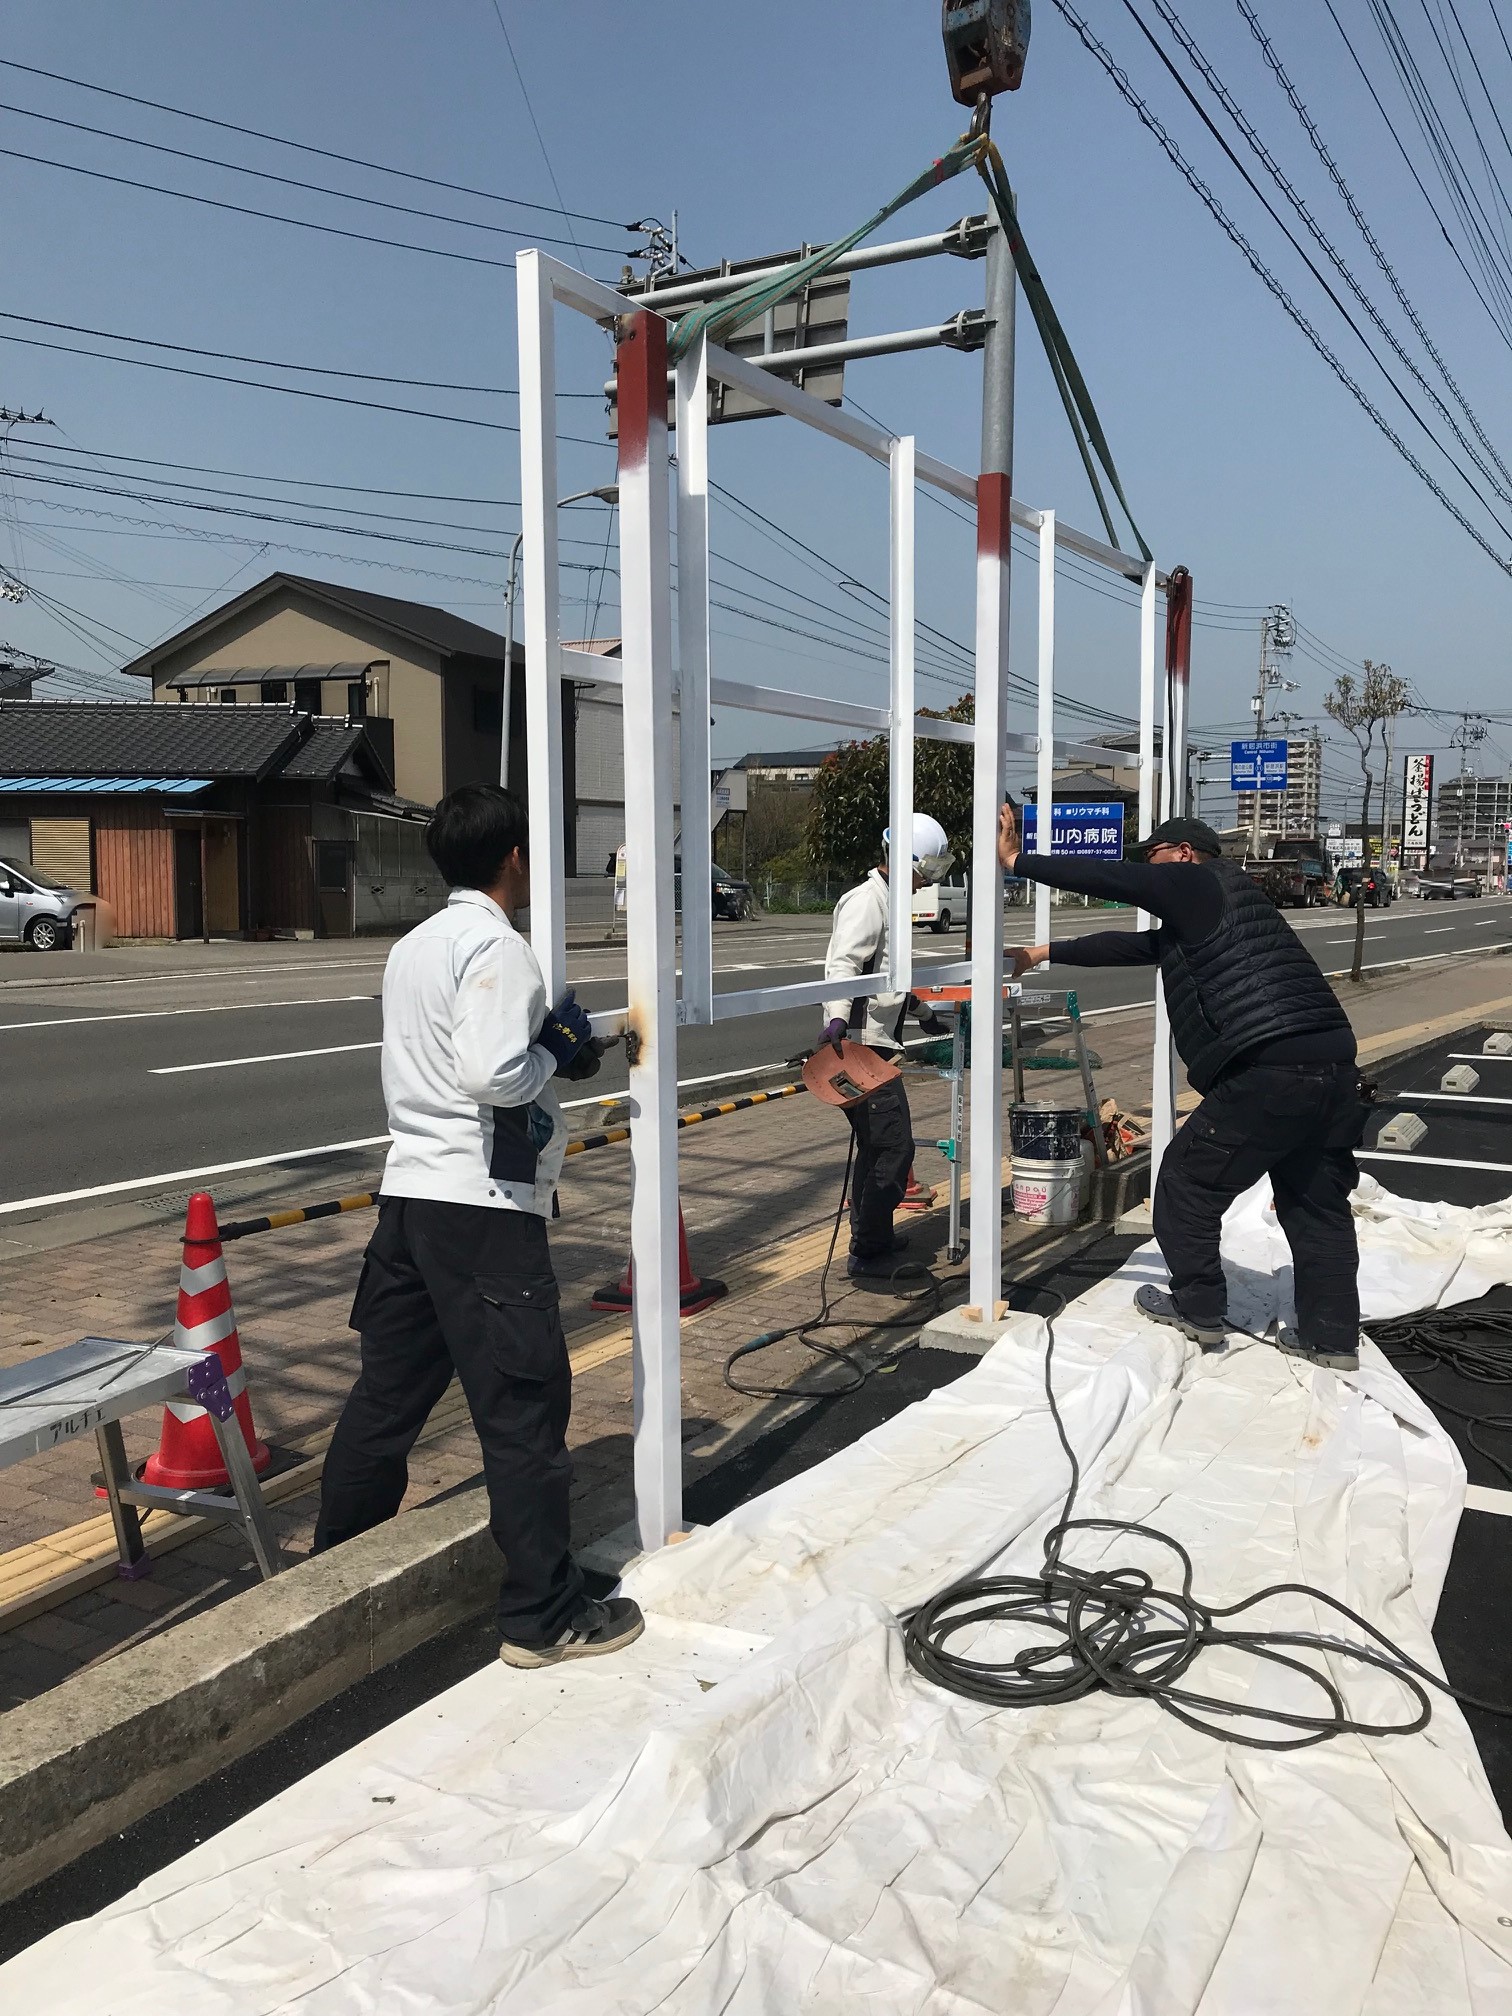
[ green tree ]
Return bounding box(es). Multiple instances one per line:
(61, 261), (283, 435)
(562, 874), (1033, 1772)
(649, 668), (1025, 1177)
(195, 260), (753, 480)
(1324, 660), (1410, 983)
(806, 695), (975, 881)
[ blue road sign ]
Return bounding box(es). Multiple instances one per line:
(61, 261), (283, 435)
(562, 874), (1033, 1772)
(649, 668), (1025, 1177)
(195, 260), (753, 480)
(1230, 737), (1288, 792)
(1022, 801), (1125, 859)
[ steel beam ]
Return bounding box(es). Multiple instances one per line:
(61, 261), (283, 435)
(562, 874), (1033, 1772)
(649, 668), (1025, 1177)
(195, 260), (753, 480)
(889, 435), (916, 1002)
(616, 309), (683, 1550)
(675, 339), (714, 1028)
(1035, 511), (1056, 953)
(624, 217), (992, 311)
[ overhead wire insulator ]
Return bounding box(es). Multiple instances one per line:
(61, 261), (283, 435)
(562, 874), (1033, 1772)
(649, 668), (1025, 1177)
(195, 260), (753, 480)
(942, 0), (1032, 109)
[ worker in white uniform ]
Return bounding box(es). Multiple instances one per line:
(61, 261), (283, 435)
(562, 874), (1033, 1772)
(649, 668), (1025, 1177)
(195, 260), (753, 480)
(314, 784), (643, 1669)
(820, 813), (954, 1279)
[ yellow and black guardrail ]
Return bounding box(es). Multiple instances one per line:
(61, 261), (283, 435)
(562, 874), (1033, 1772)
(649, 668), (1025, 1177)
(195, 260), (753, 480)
(217, 1081), (808, 1243)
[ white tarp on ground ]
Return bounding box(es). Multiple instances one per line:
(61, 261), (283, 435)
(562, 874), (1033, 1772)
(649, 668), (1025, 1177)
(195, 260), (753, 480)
(7, 1177), (1512, 2012)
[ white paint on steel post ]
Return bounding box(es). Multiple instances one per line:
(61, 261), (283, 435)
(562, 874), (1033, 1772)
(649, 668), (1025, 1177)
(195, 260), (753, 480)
(1136, 561), (1158, 935)
(889, 435), (916, 1001)
(1035, 511), (1055, 952)
(617, 310), (682, 1550)
(516, 252), (567, 1004)
(675, 340), (714, 1027)
(969, 221), (1014, 1319)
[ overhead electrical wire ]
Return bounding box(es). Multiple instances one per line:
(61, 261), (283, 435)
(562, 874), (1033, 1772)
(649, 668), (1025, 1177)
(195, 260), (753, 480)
(0, 327), (611, 442)
(1146, 0), (1512, 507)
(0, 99), (627, 255)
(1049, 0), (1512, 575)
(1238, 0), (1512, 431)
(485, 0), (593, 276)
(0, 309), (601, 397)
(0, 56), (631, 227)
(0, 143), (622, 274)
(1321, 0), (1512, 349)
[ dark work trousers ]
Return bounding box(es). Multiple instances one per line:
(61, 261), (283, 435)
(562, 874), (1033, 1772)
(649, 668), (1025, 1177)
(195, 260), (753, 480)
(1152, 1059), (1368, 1355)
(845, 1066), (914, 1257)
(314, 1197), (584, 1644)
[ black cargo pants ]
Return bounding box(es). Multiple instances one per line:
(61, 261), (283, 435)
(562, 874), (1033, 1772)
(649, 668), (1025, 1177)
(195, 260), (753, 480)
(1152, 1059), (1367, 1355)
(846, 1066), (914, 1257)
(313, 1197), (584, 1644)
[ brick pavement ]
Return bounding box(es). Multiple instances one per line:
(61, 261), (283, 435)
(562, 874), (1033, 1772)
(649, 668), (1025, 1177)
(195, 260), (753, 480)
(3, 953), (1509, 1711)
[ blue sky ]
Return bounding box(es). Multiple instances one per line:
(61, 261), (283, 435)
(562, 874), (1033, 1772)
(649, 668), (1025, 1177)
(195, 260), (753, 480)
(2, 0), (1510, 819)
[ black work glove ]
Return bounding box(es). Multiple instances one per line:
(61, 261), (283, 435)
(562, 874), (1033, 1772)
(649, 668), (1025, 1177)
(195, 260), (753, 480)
(538, 989), (593, 1074)
(557, 1040), (603, 1082)
(917, 1011), (950, 1038)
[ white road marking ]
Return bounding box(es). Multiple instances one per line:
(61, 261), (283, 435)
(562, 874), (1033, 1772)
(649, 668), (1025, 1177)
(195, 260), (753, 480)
(0, 993), (375, 1034)
(1479, 915), (1504, 926)
(0, 1136), (394, 1216)
(151, 1041), (383, 1076)
(1466, 1485), (1512, 1517)
(1424, 926), (1455, 934)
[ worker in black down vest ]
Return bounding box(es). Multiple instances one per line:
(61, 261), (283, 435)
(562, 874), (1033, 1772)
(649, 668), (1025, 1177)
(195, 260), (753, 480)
(997, 805), (1366, 1371)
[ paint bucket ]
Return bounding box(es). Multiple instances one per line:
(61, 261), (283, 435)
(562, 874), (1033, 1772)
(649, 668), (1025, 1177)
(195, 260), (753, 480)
(1011, 1156), (1083, 1226)
(1010, 1099), (1083, 1163)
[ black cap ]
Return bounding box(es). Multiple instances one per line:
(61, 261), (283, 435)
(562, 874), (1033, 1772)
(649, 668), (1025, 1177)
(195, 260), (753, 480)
(1128, 816), (1225, 860)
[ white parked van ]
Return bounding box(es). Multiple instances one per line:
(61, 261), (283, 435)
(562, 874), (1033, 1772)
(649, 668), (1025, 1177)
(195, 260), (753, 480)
(911, 878), (968, 933)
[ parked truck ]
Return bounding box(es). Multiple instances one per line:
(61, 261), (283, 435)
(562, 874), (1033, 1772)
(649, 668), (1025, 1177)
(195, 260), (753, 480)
(1244, 837), (1332, 909)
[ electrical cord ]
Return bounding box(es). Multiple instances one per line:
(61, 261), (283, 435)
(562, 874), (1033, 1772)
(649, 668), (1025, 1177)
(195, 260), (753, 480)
(723, 1133), (947, 1401)
(905, 1292), (1512, 1747)
(1364, 1306), (1512, 1489)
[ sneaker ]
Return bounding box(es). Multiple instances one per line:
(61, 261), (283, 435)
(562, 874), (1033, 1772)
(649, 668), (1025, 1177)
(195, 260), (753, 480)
(846, 1248), (918, 1284)
(498, 1595), (645, 1669)
(1133, 1283), (1227, 1350)
(1276, 1329), (1359, 1373)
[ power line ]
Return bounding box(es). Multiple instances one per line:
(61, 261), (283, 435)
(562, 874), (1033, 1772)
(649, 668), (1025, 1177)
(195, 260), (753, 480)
(0, 327), (610, 444)
(1149, 0), (1512, 506)
(15, 439), (526, 507)
(0, 98), (627, 256)
(1322, 0), (1512, 349)
(0, 309), (598, 397)
(0, 143), (619, 274)
(1049, 0), (1512, 575)
(1235, 0), (1512, 452)
(486, 2), (592, 274)
(0, 55), (630, 226)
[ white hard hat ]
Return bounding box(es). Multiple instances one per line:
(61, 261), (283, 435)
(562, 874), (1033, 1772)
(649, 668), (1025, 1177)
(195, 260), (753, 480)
(884, 813), (954, 883)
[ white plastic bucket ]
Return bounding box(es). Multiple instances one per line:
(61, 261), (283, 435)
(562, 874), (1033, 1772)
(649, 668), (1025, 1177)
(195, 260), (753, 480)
(1011, 1155), (1083, 1226)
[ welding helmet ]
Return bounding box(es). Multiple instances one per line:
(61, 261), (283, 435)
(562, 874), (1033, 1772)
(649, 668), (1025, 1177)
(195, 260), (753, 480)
(885, 812), (953, 885)
(803, 1038), (903, 1109)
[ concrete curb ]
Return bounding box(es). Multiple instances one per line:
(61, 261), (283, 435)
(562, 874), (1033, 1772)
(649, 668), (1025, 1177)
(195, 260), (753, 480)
(0, 1488), (499, 1905)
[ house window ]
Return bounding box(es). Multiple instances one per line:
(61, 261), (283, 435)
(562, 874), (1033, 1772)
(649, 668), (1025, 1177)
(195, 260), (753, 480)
(346, 680), (367, 719)
(260, 680), (289, 705)
(472, 685), (503, 735)
(317, 842), (350, 892)
(219, 687), (237, 704)
(294, 678), (322, 714)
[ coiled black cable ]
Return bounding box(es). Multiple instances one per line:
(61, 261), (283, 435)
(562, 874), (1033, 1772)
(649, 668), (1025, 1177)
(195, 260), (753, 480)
(906, 1293), (1512, 1747)
(1365, 1307), (1512, 1489)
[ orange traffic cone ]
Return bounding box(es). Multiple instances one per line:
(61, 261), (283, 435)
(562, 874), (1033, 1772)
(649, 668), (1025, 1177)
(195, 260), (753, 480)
(592, 1205), (727, 1316)
(143, 1191), (271, 1489)
(898, 1164), (935, 1214)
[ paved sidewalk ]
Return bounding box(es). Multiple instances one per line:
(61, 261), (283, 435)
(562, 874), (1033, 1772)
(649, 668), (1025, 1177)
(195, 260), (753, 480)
(1, 953), (1508, 1710)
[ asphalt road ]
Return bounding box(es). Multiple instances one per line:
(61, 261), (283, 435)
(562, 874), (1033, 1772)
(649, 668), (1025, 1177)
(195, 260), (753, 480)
(1, 894), (1506, 1217)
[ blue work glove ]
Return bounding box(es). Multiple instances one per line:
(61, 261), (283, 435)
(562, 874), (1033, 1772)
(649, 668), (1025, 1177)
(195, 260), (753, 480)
(538, 989), (593, 1073)
(821, 1017), (849, 1056)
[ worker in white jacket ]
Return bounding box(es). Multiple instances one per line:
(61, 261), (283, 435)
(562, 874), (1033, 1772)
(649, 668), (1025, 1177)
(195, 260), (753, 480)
(821, 813), (953, 1278)
(314, 785), (643, 1669)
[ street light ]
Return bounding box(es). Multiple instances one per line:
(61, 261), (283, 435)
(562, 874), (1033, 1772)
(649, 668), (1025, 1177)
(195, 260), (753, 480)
(501, 485), (619, 788)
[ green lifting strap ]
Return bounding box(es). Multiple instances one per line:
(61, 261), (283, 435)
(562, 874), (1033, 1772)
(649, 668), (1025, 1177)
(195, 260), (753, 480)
(660, 127), (1151, 567)
(666, 134), (988, 363)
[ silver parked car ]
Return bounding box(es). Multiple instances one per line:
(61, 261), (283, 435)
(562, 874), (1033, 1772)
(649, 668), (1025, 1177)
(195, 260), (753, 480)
(0, 856), (88, 950)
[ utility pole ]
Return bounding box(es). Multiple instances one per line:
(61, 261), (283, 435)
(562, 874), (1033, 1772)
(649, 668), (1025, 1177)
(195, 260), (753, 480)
(1449, 713), (1488, 867)
(1248, 603), (1296, 858)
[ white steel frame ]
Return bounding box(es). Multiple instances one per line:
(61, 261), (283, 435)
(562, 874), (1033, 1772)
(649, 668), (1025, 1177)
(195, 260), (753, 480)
(517, 249), (1182, 1550)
